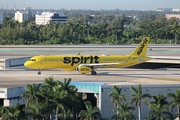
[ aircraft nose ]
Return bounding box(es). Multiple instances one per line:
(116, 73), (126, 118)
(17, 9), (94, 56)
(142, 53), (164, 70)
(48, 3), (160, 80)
(24, 61), (30, 68)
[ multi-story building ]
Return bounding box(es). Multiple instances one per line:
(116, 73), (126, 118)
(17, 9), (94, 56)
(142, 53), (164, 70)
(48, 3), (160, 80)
(0, 13), (3, 23)
(172, 8), (180, 12)
(35, 12), (67, 25)
(166, 14), (180, 20)
(156, 8), (172, 12)
(14, 9), (33, 23)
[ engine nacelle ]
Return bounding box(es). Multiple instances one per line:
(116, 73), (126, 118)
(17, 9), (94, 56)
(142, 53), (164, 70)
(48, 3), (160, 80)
(61, 68), (75, 72)
(77, 66), (92, 74)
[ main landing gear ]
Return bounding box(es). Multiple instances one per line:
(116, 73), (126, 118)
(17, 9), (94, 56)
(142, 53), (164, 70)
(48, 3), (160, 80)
(90, 66), (97, 75)
(91, 71), (97, 75)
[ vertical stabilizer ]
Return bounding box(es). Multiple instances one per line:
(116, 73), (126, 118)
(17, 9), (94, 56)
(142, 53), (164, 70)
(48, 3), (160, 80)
(130, 37), (150, 57)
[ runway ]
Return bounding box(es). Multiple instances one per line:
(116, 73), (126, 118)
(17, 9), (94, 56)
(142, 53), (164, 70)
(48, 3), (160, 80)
(0, 45), (180, 57)
(0, 68), (180, 88)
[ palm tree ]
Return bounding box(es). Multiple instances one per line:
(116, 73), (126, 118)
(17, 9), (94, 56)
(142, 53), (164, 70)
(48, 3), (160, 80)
(147, 94), (173, 120)
(112, 102), (136, 120)
(151, 94), (169, 107)
(57, 78), (79, 107)
(43, 76), (57, 91)
(108, 85), (126, 116)
(21, 83), (42, 105)
(22, 77), (57, 119)
(148, 103), (173, 120)
(40, 76), (58, 118)
(24, 101), (48, 120)
(130, 84), (151, 120)
(21, 77), (80, 120)
(78, 101), (102, 120)
(52, 88), (67, 120)
(168, 89), (180, 119)
(37, 86), (55, 119)
(1, 104), (23, 120)
(58, 109), (73, 120)
(56, 78), (78, 95)
(53, 78), (80, 120)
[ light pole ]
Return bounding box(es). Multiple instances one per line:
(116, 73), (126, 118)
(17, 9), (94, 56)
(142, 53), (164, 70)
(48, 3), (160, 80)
(136, 33), (139, 39)
(175, 33), (177, 44)
(38, 33), (41, 45)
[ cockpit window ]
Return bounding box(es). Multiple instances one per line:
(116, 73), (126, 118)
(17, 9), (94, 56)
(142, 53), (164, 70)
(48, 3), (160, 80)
(28, 59), (36, 61)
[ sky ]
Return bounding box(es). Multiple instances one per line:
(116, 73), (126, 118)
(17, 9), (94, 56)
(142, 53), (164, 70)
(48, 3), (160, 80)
(1, 0), (180, 10)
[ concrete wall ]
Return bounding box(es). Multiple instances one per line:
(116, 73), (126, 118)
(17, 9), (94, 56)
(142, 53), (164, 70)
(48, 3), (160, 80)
(0, 86), (26, 106)
(100, 84), (180, 119)
(5, 57), (30, 69)
(0, 86), (25, 99)
(7, 86), (25, 98)
(0, 88), (8, 98)
(0, 59), (5, 69)
(4, 97), (25, 106)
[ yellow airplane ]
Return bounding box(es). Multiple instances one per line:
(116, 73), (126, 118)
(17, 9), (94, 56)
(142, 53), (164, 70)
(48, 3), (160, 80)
(24, 37), (151, 75)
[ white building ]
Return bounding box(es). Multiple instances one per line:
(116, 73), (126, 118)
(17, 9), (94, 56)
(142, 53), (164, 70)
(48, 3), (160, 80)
(15, 11), (33, 23)
(0, 13), (3, 23)
(166, 14), (180, 20)
(35, 12), (67, 25)
(156, 8), (172, 12)
(172, 8), (180, 12)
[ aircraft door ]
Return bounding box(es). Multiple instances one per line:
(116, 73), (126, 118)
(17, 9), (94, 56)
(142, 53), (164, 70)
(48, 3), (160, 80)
(39, 57), (46, 68)
(38, 57), (48, 69)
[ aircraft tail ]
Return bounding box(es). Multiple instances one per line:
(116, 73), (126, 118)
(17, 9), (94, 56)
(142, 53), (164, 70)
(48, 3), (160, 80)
(130, 37), (150, 57)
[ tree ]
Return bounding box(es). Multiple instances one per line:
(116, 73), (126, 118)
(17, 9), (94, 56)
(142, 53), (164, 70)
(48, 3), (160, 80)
(112, 102), (136, 120)
(52, 87), (68, 120)
(21, 83), (42, 105)
(130, 84), (151, 120)
(24, 101), (49, 120)
(108, 85), (126, 116)
(151, 94), (168, 107)
(78, 101), (102, 120)
(148, 103), (173, 120)
(1, 104), (23, 120)
(53, 78), (80, 120)
(168, 89), (180, 119)
(39, 76), (59, 119)
(21, 77), (80, 120)
(147, 94), (173, 120)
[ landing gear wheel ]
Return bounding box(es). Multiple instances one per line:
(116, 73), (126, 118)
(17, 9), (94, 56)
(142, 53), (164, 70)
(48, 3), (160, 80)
(91, 71), (97, 75)
(38, 71), (41, 75)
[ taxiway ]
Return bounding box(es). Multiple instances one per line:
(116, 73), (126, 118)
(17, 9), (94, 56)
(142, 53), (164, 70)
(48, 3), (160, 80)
(0, 45), (180, 88)
(0, 68), (180, 88)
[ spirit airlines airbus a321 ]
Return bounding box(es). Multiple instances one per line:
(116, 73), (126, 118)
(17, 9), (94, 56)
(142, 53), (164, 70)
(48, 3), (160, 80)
(24, 37), (151, 75)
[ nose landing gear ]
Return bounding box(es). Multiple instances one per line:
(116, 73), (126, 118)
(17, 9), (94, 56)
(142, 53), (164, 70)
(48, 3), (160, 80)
(38, 71), (41, 75)
(38, 70), (41, 75)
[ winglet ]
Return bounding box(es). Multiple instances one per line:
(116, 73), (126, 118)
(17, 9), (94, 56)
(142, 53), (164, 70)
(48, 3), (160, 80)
(130, 37), (150, 57)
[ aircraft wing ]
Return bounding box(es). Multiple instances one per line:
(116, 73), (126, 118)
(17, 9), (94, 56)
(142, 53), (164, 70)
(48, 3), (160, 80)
(79, 63), (120, 67)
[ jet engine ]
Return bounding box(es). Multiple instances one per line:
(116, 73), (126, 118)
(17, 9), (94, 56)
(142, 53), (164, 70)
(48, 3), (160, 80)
(76, 66), (92, 74)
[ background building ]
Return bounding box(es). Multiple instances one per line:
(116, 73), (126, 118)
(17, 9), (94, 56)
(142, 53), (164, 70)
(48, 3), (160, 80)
(166, 14), (180, 20)
(172, 8), (180, 12)
(35, 12), (67, 25)
(0, 13), (3, 23)
(156, 8), (172, 12)
(14, 7), (33, 23)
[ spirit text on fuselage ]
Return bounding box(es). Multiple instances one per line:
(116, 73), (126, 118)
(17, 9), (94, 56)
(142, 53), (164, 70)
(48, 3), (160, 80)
(63, 56), (100, 66)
